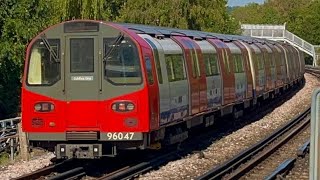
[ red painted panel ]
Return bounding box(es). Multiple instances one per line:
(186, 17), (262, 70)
(66, 102), (99, 128)
(207, 39), (235, 105)
(194, 41), (208, 112)
(21, 88), (150, 133)
(179, 37), (207, 112)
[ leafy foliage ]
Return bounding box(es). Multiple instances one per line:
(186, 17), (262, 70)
(117, 0), (239, 34)
(230, 0), (320, 45)
(0, 0), (56, 117)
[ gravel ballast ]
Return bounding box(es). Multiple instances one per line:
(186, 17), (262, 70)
(139, 74), (319, 180)
(0, 152), (54, 180)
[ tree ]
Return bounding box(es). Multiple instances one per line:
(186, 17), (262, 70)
(230, 0), (319, 44)
(297, 0), (320, 45)
(54, 0), (126, 21)
(117, 0), (239, 34)
(0, 0), (56, 117)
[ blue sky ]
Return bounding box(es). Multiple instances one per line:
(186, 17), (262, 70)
(228, 0), (265, 7)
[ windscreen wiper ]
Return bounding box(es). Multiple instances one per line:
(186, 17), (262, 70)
(102, 32), (124, 62)
(40, 34), (60, 63)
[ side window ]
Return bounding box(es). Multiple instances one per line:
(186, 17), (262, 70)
(103, 37), (142, 85)
(265, 53), (271, 67)
(210, 54), (219, 75)
(204, 53), (219, 76)
(281, 54), (285, 66)
(165, 54), (186, 82)
(145, 56), (154, 85)
(233, 55), (239, 73)
(166, 57), (174, 81)
(237, 55), (244, 73)
(222, 49), (230, 73)
(256, 53), (264, 70)
(182, 39), (200, 78)
(274, 53), (280, 66)
(233, 54), (244, 73)
(204, 54), (212, 76)
(272, 54), (276, 67)
(194, 50), (200, 77)
(27, 39), (60, 85)
(190, 51), (197, 78)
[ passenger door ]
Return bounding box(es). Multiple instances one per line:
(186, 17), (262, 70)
(64, 36), (100, 128)
(172, 36), (201, 115)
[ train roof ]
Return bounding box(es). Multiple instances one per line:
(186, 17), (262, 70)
(113, 22), (273, 44)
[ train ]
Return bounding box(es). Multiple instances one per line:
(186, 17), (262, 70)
(21, 20), (305, 159)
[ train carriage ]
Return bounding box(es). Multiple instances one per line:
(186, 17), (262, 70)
(21, 20), (305, 159)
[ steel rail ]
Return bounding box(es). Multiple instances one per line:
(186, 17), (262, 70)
(97, 151), (179, 180)
(13, 159), (74, 180)
(195, 107), (310, 180)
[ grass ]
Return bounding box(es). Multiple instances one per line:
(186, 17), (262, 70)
(0, 152), (11, 166)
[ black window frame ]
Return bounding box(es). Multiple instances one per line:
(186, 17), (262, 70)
(203, 53), (220, 77)
(103, 37), (143, 86)
(233, 54), (244, 73)
(145, 56), (154, 85)
(165, 54), (186, 82)
(144, 38), (163, 84)
(70, 38), (94, 73)
(26, 38), (61, 87)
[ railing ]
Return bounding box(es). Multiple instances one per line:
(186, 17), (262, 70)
(0, 117), (21, 161)
(241, 24), (320, 66)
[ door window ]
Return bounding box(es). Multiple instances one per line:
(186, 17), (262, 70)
(145, 56), (154, 85)
(144, 38), (163, 84)
(204, 53), (219, 76)
(165, 54), (186, 82)
(70, 38), (94, 73)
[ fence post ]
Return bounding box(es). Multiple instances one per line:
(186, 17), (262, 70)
(10, 138), (14, 162)
(18, 123), (29, 161)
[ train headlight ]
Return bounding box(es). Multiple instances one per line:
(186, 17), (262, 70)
(34, 104), (42, 111)
(126, 103), (135, 111)
(111, 101), (135, 112)
(34, 102), (55, 112)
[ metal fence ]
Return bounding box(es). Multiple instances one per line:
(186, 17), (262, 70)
(241, 24), (315, 57)
(0, 117), (21, 161)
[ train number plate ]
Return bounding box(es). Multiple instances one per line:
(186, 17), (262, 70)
(105, 132), (141, 141)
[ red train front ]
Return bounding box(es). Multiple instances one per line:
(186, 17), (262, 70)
(22, 20), (157, 159)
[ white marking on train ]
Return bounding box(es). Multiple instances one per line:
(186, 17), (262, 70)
(71, 76), (94, 81)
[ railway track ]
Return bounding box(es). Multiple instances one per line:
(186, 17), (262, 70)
(195, 107), (310, 180)
(13, 159), (94, 180)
